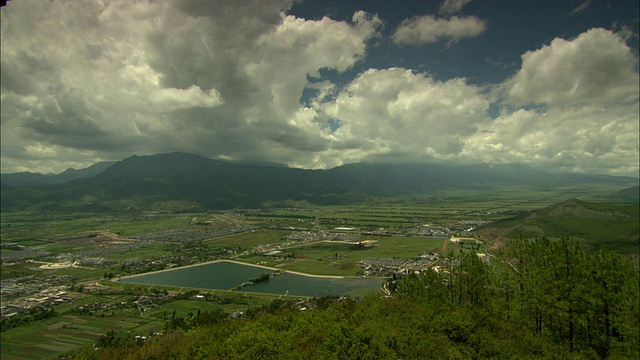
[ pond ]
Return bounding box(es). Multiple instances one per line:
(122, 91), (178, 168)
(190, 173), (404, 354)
(118, 260), (384, 297)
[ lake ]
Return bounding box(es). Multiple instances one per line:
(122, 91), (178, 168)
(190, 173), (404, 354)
(118, 260), (384, 297)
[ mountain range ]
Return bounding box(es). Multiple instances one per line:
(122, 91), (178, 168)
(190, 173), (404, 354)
(1, 152), (638, 212)
(1, 161), (115, 187)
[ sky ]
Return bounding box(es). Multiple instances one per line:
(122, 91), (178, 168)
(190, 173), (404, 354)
(1, 0), (638, 177)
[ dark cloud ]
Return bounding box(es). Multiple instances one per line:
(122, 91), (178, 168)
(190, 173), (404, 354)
(0, 0), (637, 177)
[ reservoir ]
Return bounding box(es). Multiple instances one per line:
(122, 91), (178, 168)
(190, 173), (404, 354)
(118, 260), (384, 297)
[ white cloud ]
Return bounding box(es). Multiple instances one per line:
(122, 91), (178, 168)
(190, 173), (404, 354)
(314, 27), (639, 175)
(244, 11), (382, 120)
(465, 104), (639, 175)
(503, 28), (639, 107)
(470, 29), (639, 175)
(0, 0), (383, 173)
(439, 0), (473, 16)
(569, 0), (592, 15)
(150, 85), (223, 111)
(391, 15), (487, 45)
(0, 1), (637, 178)
(317, 68), (490, 165)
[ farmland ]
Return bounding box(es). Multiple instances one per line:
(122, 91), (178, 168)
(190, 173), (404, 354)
(1, 184), (638, 359)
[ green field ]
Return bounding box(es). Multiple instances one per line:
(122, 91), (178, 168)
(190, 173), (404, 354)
(1, 312), (151, 360)
(0, 289), (282, 360)
(1, 185), (637, 359)
(204, 229), (291, 248)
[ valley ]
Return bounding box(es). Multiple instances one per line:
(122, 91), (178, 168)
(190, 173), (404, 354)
(1, 183), (638, 359)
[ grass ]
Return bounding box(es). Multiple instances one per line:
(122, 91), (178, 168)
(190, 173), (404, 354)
(0, 290), (280, 360)
(488, 200), (639, 253)
(367, 237), (445, 258)
(145, 299), (223, 319)
(275, 259), (362, 276)
(204, 229), (291, 248)
(234, 237), (446, 276)
(0, 313), (150, 360)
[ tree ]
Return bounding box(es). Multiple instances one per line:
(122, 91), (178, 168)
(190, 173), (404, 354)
(584, 248), (640, 357)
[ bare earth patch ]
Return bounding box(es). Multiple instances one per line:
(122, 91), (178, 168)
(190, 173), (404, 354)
(47, 321), (69, 330)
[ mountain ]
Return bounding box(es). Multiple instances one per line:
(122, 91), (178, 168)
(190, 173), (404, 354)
(481, 198), (639, 253)
(48, 161), (116, 184)
(0, 171), (50, 187)
(1, 152), (638, 212)
(1, 161), (115, 186)
(605, 186), (640, 203)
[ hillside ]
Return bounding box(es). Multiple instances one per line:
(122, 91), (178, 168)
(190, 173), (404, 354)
(1, 152), (638, 212)
(68, 241), (639, 360)
(605, 186), (640, 203)
(480, 199), (639, 253)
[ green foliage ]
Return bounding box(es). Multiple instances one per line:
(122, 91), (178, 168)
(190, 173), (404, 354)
(0, 307), (56, 332)
(247, 273), (271, 283)
(492, 199), (639, 253)
(493, 237), (640, 357)
(67, 238), (638, 359)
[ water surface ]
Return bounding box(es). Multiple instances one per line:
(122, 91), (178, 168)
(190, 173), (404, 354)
(118, 261), (383, 297)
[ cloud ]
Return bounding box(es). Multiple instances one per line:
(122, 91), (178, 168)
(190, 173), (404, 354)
(0, 0), (383, 173)
(0, 2), (637, 177)
(149, 85), (223, 111)
(315, 27), (639, 175)
(465, 104), (639, 175)
(569, 0), (592, 15)
(391, 15), (487, 45)
(472, 28), (639, 175)
(439, 0), (473, 16)
(318, 68), (490, 165)
(503, 28), (639, 107)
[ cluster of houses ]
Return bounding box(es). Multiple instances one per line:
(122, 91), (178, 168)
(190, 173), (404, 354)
(133, 293), (173, 313)
(1, 286), (73, 320)
(74, 301), (118, 315)
(129, 226), (260, 243)
(1, 274), (74, 299)
(358, 255), (439, 277)
(286, 229), (360, 243)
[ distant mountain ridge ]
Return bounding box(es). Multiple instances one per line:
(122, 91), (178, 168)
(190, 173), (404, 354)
(1, 152), (638, 212)
(1, 161), (115, 187)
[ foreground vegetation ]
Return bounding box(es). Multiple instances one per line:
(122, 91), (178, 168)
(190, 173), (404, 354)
(70, 238), (639, 359)
(1, 190), (637, 359)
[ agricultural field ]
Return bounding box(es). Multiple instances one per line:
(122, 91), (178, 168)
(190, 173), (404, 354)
(1, 185), (637, 359)
(0, 290), (273, 360)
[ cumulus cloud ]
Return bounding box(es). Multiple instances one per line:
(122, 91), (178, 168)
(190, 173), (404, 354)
(0, 0), (382, 173)
(465, 104), (639, 175)
(315, 28), (638, 175)
(475, 28), (639, 175)
(0, 1), (637, 177)
(391, 15), (487, 45)
(318, 68), (490, 165)
(503, 28), (639, 107)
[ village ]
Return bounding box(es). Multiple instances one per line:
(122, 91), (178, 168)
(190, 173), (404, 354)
(0, 213), (489, 340)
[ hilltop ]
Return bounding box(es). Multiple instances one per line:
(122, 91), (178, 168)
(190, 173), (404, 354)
(479, 198), (639, 254)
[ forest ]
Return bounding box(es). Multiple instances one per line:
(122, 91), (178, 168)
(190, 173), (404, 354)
(68, 237), (639, 359)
